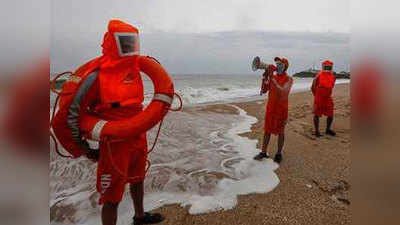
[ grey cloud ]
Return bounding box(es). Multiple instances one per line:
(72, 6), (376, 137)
(51, 30), (349, 75)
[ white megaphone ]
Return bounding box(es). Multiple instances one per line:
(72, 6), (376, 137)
(251, 56), (269, 71)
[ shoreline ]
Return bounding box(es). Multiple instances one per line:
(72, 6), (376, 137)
(148, 83), (350, 225)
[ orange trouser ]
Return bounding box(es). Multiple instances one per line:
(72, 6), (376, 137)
(96, 133), (147, 205)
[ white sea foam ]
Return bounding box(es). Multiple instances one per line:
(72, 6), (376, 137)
(142, 105), (279, 216)
(179, 105), (279, 214)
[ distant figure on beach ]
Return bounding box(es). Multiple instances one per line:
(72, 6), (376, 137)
(311, 60), (336, 137)
(254, 57), (293, 163)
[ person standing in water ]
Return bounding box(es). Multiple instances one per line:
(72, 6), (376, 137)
(254, 57), (293, 163)
(52, 20), (166, 225)
(311, 60), (336, 137)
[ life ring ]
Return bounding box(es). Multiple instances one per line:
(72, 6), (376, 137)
(80, 55), (174, 141)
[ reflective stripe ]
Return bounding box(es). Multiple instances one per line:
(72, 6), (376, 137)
(91, 120), (107, 141)
(67, 71), (99, 145)
(153, 93), (173, 105)
(100, 174), (111, 194)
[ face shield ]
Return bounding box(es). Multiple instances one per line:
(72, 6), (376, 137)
(323, 65), (333, 71)
(114, 32), (140, 57)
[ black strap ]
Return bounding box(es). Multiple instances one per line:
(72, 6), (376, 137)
(110, 102), (121, 108)
(146, 56), (161, 65)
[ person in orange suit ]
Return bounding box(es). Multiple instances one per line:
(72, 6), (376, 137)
(311, 60), (337, 137)
(66, 20), (164, 225)
(254, 57), (293, 163)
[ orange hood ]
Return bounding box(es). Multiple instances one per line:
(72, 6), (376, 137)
(101, 19), (139, 60)
(322, 60), (333, 66)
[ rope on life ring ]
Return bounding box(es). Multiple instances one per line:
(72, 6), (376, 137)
(104, 91), (183, 181)
(105, 137), (151, 183)
(169, 93), (183, 111)
(50, 81), (73, 158)
(50, 71), (74, 96)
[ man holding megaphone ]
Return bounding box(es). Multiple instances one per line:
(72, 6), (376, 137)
(252, 57), (293, 163)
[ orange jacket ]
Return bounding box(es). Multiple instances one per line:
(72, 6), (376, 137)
(266, 73), (291, 119)
(314, 71), (335, 97)
(312, 71), (336, 117)
(264, 73), (293, 134)
(97, 19), (144, 111)
(52, 20), (145, 157)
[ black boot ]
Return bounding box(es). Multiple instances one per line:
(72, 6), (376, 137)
(326, 117), (335, 136)
(133, 212), (165, 225)
(253, 152), (269, 161)
(313, 131), (322, 137)
(326, 129), (336, 136)
(274, 153), (282, 164)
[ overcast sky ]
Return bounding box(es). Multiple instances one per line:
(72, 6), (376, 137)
(51, 0), (350, 74)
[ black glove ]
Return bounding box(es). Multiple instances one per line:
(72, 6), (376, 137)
(79, 140), (99, 162)
(86, 148), (100, 162)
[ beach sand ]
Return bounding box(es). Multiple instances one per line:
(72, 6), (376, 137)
(149, 84), (350, 225)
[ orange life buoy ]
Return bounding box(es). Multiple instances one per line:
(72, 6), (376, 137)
(80, 55), (174, 141)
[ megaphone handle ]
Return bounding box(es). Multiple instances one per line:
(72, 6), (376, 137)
(262, 70), (269, 79)
(260, 78), (267, 95)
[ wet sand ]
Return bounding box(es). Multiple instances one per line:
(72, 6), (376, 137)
(150, 84), (350, 225)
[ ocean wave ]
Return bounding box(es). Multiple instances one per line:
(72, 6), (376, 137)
(52, 77), (349, 108)
(165, 85), (260, 106)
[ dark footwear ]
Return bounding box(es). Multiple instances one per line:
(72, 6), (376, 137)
(313, 131), (322, 137)
(326, 129), (336, 136)
(133, 212), (165, 225)
(253, 152), (269, 161)
(274, 153), (282, 164)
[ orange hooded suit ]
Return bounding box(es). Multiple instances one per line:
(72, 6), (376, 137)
(264, 58), (293, 135)
(312, 60), (336, 117)
(63, 20), (148, 205)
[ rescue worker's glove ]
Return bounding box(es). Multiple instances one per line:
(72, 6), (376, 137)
(86, 148), (100, 162)
(80, 140), (99, 162)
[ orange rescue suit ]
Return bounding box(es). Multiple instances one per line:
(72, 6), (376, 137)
(313, 70), (336, 117)
(53, 19), (149, 205)
(264, 73), (292, 135)
(95, 20), (147, 205)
